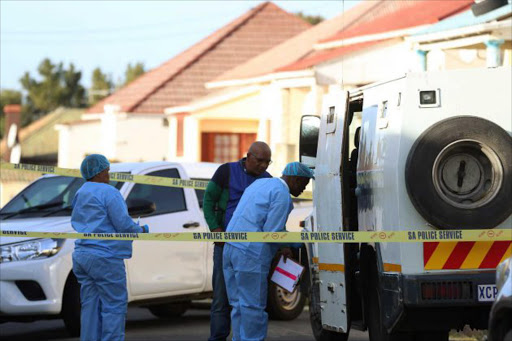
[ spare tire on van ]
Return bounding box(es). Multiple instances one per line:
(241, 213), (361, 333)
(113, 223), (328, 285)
(405, 116), (512, 229)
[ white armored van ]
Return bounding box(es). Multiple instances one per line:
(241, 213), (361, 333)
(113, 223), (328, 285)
(299, 67), (512, 341)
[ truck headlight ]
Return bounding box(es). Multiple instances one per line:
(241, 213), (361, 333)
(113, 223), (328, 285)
(0, 239), (63, 263)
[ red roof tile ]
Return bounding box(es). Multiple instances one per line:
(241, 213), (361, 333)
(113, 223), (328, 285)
(87, 2), (310, 114)
(320, 0), (473, 44)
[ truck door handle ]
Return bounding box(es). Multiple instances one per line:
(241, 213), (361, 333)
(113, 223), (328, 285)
(183, 222), (200, 228)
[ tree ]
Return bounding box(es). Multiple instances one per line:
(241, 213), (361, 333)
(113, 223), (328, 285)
(0, 89), (22, 139)
(62, 63), (85, 108)
(19, 58), (85, 125)
(124, 62), (145, 86)
(296, 12), (324, 25)
(89, 67), (113, 105)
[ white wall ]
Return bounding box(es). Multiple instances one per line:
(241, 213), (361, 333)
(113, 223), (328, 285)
(315, 40), (412, 87)
(115, 116), (169, 162)
(182, 116), (199, 162)
(58, 122), (102, 168)
(57, 115), (169, 168)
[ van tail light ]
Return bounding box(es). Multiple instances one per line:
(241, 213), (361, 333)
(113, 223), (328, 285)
(421, 281), (472, 301)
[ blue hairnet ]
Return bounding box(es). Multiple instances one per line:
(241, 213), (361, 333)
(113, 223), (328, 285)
(282, 162), (314, 179)
(80, 154), (110, 180)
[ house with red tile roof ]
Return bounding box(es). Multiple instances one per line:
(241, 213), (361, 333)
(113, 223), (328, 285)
(164, 0), (510, 172)
(56, 2), (310, 168)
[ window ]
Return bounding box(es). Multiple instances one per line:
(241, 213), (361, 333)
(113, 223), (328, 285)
(126, 168), (186, 216)
(0, 176), (122, 219)
(201, 132), (256, 163)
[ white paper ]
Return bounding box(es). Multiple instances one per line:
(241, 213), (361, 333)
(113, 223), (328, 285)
(270, 255), (304, 293)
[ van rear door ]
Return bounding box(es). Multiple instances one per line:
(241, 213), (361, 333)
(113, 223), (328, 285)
(315, 89), (349, 332)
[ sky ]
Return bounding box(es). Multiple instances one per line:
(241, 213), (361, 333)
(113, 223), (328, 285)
(0, 1), (355, 91)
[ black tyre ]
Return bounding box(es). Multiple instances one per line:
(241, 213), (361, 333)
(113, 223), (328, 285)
(147, 301), (190, 318)
(267, 281), (306, 320)
(364, 248), (408, 341)
(405, 116), (512, 229)
(267, 249), (307, 321)
(366, 278), (390, 341)
(309, 276), (349, 341)
(62, 273), (81, 337)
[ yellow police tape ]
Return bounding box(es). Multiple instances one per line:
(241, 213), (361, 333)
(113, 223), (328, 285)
(2, 162), (313, 200)
(1, 229), (511, 243)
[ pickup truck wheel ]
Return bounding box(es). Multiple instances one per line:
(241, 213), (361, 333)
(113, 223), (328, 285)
(147, 301), (191, 319)
(309, 276), (349, 341)
(405, 116), (512, 229)
(62, 273), (81, 337)
(267, 281), (306, 320)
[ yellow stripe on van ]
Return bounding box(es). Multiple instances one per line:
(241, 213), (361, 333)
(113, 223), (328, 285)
(460, 241), (494, 269)
(424, 242), (457, 270)
(499, 243), (512, 264)
(318, 263), (345, 272)
(383, 263), (402, 272)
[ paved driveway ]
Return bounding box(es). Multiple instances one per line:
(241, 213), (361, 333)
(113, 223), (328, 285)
(0, 306), (370, 341)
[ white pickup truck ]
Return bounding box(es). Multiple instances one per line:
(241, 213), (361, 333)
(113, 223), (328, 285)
(0, 161), (311, 336)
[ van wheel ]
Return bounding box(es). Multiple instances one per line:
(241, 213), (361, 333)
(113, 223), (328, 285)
(367, 273), (409, 341)
(366, 261), (390, 341)
(309, 277), (349, 341)
(405, 116), (512, 229)
(364, 250), (407, 341)
(267, 281), (306, 320)
(147, 301), (190, 318)
(62, 273), (81, 337)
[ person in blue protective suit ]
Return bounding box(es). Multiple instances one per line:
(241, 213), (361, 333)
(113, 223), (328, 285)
(71, 154), (149, 341)
(223, 161), (314, 341)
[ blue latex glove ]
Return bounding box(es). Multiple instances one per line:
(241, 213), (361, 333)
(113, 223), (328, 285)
(140, 225), (149, 233)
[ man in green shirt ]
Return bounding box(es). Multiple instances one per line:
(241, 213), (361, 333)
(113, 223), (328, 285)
(204, 141), (272, 341)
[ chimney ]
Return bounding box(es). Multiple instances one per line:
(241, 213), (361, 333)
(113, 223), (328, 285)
(3, 104), (22, 162)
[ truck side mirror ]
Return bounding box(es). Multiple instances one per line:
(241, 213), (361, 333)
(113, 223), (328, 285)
(299, 115), (321, 168)
(127, 198), (156, 217)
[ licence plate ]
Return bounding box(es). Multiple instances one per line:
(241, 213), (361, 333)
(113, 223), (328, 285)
(477, 284), (497, 302)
